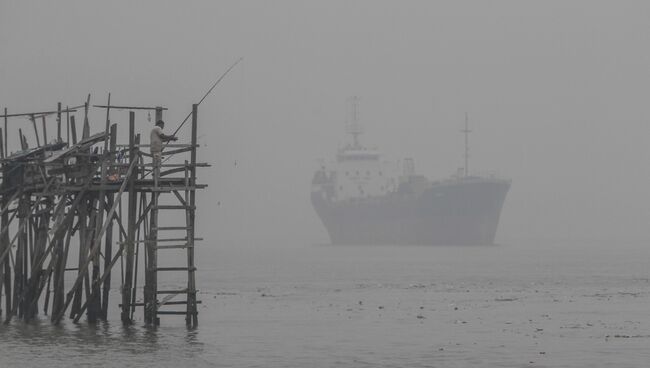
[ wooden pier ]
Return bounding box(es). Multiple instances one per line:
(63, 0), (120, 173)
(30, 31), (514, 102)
(0, 100), (206, 327)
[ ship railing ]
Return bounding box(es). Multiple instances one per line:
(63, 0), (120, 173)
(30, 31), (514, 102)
(447, 170), (508, 182)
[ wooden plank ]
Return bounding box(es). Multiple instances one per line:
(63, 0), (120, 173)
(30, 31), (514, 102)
(120, 300), (201, 307)
(155, 244), (193, 250)
(156, 289), (188, 294)
(161, 146), (193, 156)
(135, 237), (202, 243)
(156, 311), (190, 315)
(0, 108), (78, 118)
(155, 267), (196, 271)
(93, 105), (168, 111)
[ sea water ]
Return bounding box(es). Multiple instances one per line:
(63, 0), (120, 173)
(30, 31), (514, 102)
(0, 240), (649, 367)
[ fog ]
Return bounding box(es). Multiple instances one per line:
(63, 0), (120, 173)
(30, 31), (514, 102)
(2, 0), (650, 248)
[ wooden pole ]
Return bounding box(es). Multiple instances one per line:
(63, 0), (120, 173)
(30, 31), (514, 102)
(0, 161), (9, 317)
(187, 104), (199, 327)
(87, 95), (112, 323)
(3, 107), (7, 157)
(57, 102), (62, 142)
(70, 116), (78, 145)
(18, 129), (27, 150)
(53, 157), (138, 324)
(51, 196), (80, 322)
(0, 128), (3, 314)
(101, 123), (117, 320)
(26, 208), (49, 319)
(50, 198), (71, 321)
(121, 112), (136, 324)
(71, 195), (87, 318)
(43, 269), (52, 315)
(82, 100), (90, 140)
(1, 209), (11, 318)
(30, 116), (41, 147)
(145, 104), (162, 324)
(87, 194), (101, 323)
(66, 106), (70, 148)
(41, 116), (47, 145)
(145, 190), (158, 325)
(13, 195), (28, 319)
(131, 180), (145, 320)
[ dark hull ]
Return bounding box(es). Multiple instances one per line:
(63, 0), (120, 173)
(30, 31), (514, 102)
(311, 178), (510, 245)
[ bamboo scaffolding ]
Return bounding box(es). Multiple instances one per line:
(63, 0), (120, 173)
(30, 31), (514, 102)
(0, 100), (206, 327)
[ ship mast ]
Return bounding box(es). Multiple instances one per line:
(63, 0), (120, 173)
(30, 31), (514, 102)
(346, 96), (362, 148)
(461, 112), (471, 177)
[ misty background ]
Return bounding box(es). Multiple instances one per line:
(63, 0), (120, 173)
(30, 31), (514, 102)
(2, 0), (650, 248)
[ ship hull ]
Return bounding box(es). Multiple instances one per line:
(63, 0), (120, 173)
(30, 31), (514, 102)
(312, 179), (510, 245)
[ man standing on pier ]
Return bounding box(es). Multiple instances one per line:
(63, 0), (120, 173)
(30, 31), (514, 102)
(150, 120), (178, 183)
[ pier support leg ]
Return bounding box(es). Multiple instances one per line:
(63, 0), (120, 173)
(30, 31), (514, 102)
(121, 114), (137, 325)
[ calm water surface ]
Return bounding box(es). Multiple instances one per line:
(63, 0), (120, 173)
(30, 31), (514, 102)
(1, 241), (649, 367)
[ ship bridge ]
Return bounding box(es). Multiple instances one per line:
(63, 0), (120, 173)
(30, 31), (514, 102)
(336, 149), (380, 162)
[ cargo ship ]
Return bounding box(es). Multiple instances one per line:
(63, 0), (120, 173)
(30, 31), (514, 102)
(311, 98), (510, 245)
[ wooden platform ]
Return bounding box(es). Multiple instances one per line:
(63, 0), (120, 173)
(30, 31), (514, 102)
(0, 102), (205, 327)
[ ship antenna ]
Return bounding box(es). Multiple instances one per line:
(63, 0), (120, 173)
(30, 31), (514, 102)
(461, 112), (472, 177)
(346, 96), (362, 148)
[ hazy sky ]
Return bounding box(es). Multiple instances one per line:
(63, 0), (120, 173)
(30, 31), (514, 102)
(2, 1), (650, 246)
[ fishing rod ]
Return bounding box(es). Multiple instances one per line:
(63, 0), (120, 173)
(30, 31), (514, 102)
(170, 56), (243, 138)
(143, 57), (243, 176)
